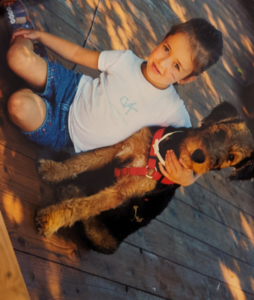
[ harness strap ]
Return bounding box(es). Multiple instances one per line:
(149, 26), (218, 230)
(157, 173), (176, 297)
(114, 128), (174, 185)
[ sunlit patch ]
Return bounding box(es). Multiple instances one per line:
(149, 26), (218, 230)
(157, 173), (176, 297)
(232, 40), (240, 52)
(250, 278), (254, 293)
(46, 262), (64, 298)
(179, 186), (185, 196)
(240, 239), (248, 252)
(10, 150), (16, 157)
(243, 106), (254, 119)
(139, 13), (157, 43)
(193, 109), (204, 123)
(168, 0), (187, 22)
(221, 58), (234, 77)
(117, 26), (130, 49)
(85, 0), (97, 10)
(240, 212), (254, 246)
(201, 72), (219, 100)
(111, 0), (136, 34)
(38, 4), (45, 11)
(233, 260), (241, 273)
(105, 15), (125, 49)
(240, 35), (254, 55)
(66, 0), (75, 15)
(77, 0), (83, 9)
(203, 4), (217, 27)
(2, 194), (24, 224)
(219, 259), (246, 300)
(104, 0), (112, 9)
(126, 0), (139, 19)
(217, 18), (229, 38)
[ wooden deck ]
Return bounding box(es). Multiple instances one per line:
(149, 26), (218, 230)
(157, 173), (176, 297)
(0, 0), (254, 299)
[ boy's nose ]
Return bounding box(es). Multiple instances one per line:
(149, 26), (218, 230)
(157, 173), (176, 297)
(159, 55), (172, 71)
(158, 57), (170, 73)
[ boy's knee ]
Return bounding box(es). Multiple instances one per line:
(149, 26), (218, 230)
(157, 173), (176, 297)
(8, 90), (29, 120)
(7, 43), (32, 72)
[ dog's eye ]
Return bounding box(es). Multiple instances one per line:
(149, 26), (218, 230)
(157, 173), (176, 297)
(228, 154), (234, 161)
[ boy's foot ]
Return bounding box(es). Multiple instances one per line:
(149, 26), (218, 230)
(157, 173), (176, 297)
(4, 0), (48, 58)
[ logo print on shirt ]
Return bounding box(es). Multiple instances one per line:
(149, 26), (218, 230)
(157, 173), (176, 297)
(120, 97), (138, 115)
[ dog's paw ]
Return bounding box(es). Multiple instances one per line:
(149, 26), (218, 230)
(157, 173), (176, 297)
(35, 208), (56, 238)
(37, 159), (64, 183)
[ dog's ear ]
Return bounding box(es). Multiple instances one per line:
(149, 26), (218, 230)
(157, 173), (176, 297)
(229, 153), (254, 181)
(202, 102), (240, 126)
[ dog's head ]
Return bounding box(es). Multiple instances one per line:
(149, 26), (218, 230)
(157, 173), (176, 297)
(179, 102), (254, 178)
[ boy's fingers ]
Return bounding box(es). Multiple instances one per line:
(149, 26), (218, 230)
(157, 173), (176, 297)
(166, 150), (181, 172)
(159, 162), (170, 178)
(10, 30), (33, 43)
(165, 152), (176, 173)
(179, 158), (190, 170)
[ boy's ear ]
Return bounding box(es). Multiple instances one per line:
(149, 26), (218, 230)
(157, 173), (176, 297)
(177, 76), (197, 85)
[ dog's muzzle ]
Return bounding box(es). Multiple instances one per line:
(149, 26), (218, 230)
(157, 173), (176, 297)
(191, 149), (205, 164)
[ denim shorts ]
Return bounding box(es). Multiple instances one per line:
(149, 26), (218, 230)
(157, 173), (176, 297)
(22, 58), (83, 151)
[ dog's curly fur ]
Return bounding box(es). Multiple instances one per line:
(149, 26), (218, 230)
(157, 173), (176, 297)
(35, 102), (254, 253)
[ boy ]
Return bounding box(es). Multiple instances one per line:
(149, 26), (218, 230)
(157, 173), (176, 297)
(3, 1), (223, 186)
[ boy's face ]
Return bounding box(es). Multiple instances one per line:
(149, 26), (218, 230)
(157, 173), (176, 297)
(142, 32), (196, 89)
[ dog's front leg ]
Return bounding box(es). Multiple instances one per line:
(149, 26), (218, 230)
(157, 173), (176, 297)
(35, 177), (156, 238)
(37, 144), (122, 183)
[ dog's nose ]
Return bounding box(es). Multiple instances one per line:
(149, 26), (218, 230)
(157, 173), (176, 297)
(191, 149), (205, 164)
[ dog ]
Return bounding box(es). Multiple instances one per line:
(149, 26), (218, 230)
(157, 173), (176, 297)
(35, 102), (254, 253)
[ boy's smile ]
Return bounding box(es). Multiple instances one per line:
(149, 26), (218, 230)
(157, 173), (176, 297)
(142, 32), (196, 89)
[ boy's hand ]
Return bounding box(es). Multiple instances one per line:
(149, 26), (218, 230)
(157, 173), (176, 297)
(10, 29), (41, 43)
(158, 150), (197, 186)
(0, 0), (16, 7)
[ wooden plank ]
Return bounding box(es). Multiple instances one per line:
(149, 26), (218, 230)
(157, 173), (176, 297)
(1, 190), (254, 299)
(15, 249), (250, 300)
(127, 219), (254, 295)
(158, 197), (254, 265)
(0, 212), (30, 300)
(16, 251), (164, 300)
(0, 143), (53, 205)
(175, 181), (254, 239)
(196, 170), (254, 217)
(0, 196), (250, 299)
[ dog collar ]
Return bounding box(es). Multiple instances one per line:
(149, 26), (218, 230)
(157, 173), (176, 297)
(153, 130), (183, 166)
(114, 128), (181, 185)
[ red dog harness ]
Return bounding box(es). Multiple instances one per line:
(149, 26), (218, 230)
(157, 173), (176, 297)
(114, 128), (174, 185)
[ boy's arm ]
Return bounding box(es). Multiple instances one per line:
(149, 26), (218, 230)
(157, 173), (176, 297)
(158, 150), (200, 186)
(11, 30), (100, 70)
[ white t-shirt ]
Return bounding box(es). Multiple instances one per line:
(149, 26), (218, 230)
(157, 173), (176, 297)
(68, 50), (191, 153)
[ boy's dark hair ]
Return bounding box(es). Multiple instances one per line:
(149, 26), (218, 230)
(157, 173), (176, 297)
(164, 18), (223, 77)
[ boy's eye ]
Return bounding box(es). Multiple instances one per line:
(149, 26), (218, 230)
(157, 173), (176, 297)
(164, 46), (169, 53)
(174, 63), (180, 71)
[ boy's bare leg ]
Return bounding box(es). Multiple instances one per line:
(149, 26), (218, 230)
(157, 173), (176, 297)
(7, 35), (47, 91)
(7, 36), (48, 131)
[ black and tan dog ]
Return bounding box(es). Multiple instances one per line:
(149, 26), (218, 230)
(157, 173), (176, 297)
(35, 102), (254, 253)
